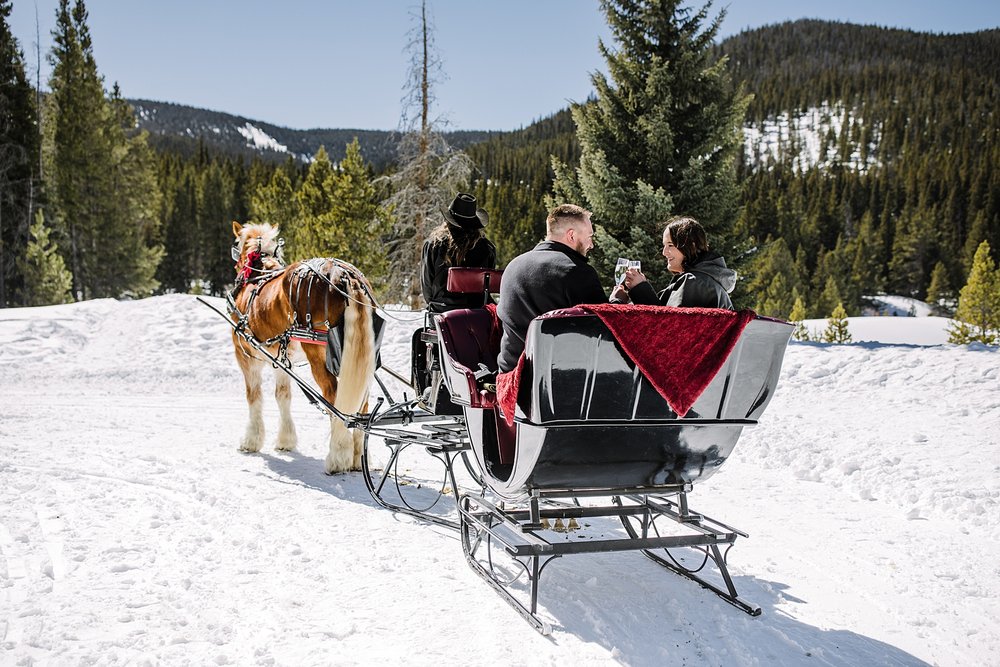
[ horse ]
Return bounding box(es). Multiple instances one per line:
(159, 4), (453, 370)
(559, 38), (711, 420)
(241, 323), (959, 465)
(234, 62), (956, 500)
(228, 221), (376, 474)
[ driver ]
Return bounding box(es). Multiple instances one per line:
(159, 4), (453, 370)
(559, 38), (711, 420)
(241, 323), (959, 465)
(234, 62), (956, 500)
(420, 193), (497, 312)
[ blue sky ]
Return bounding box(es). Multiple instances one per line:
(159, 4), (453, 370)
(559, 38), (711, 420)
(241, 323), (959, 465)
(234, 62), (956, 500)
(9, 1), (1000, 131)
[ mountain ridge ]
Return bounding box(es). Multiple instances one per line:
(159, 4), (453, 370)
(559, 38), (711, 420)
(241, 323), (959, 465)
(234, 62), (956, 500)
(130, 98), (496, 168)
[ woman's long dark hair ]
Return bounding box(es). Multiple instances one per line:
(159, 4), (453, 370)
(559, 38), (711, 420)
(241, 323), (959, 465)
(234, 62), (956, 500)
(665, 216), (709, 271)
(429, 222), (485, 267)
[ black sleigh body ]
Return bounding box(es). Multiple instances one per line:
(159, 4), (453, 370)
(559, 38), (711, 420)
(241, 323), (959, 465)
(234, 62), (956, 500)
(437, 307), (792, 498)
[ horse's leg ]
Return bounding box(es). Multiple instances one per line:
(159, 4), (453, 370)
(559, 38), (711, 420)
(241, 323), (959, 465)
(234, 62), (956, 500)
(273, 364), (298, 451)
(301, 346), (354, 474)
(235, 340), (266, 453)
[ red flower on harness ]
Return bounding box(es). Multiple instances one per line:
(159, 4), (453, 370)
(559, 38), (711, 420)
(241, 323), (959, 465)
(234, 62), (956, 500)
(238, 248), (262, 282)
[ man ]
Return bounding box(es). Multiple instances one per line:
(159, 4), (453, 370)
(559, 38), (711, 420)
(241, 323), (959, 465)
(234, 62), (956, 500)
(497, 203), (607, 373)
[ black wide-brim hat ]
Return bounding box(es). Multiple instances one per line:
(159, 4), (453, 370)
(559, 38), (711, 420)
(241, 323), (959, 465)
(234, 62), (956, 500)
(442, 193), (488, 229)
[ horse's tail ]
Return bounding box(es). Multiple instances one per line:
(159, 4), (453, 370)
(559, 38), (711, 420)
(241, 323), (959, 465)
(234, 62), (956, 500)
(333, 279), (375, 415)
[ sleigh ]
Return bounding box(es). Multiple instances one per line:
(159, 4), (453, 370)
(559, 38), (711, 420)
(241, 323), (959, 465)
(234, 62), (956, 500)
(431, 299), (793, 632)
(203, 260), (793, 633)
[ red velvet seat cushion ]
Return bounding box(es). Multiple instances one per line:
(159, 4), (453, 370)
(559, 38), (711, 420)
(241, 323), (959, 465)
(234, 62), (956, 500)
(446, 267), (504, 294)
(435, 308), (500, 409)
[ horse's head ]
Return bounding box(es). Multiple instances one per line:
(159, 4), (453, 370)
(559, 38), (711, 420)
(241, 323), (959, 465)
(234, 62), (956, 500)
(232, 221), (285, 282)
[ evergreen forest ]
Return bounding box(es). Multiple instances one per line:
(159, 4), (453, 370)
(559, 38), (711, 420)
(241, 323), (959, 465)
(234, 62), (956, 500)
(1, 0), (998, 334)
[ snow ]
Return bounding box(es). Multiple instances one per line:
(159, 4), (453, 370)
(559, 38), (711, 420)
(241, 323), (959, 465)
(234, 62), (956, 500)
(802, 294), (949, 345)
(801, 316), (954, 346)
(744, 102), (881, 172)
(1, 294), (998, 666)
(865, 295), (937, 318)
(236, 122), (289, 154)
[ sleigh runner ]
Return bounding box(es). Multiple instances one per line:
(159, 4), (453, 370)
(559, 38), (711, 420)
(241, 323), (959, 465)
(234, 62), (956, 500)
(203, 222), (794, 633)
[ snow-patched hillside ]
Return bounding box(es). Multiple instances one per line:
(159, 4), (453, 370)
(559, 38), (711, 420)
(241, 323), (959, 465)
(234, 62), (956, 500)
(1, 295), (997, 666)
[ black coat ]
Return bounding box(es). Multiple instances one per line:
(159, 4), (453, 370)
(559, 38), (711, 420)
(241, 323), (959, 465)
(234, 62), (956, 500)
(497, 240), (607, 372)
(421, 235), (497, 312)
(627, 252), (736, 310)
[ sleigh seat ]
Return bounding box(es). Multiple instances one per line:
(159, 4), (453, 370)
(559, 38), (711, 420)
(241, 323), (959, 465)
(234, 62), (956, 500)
(412, 268), (503, 415)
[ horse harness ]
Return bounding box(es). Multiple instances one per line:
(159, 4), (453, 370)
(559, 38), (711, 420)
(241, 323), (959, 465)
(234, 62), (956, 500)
(227, 237), (374, 366)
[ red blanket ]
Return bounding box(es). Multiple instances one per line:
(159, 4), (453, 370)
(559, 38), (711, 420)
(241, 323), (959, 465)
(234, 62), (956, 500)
(496, 305), (755, 425)
(496, 353), (525, 426)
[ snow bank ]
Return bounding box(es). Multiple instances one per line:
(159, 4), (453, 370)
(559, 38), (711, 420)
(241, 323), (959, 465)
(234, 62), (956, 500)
(0, 295), (996, 665)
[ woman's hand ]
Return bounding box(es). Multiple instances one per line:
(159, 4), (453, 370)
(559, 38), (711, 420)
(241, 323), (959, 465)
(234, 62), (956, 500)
(623, 267), (646, 289)
(610, 284), (630, 303)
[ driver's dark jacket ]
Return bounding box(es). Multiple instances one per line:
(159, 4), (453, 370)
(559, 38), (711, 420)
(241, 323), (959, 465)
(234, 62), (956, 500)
(497, 240), (606, 373)
(421, 236), (497, 312)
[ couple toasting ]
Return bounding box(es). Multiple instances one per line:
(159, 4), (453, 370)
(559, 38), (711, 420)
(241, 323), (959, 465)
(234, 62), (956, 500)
(496, 204), (735, 373)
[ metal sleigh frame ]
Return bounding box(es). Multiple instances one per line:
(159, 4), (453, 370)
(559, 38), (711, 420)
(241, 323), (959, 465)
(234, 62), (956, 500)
(435, 301), (793, 633)
(200, 268), (794, 634)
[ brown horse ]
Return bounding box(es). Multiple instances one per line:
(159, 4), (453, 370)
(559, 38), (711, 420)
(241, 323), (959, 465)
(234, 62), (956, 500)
(229, 221), (376, 474)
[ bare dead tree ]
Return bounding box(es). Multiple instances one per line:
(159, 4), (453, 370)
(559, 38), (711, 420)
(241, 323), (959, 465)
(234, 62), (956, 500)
(379, 0), (471, 306)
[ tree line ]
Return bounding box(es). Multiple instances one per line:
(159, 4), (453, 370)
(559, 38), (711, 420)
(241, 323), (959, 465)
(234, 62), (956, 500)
(719, 20), (1000, 319)
(1, 1), (997, 342)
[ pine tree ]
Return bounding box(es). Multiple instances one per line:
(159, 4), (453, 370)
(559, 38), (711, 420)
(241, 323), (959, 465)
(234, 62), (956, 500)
(888, 206), (936, 297)
(0, 0), (42, 306)
(158, 167), (199, 293)
(814, 235), (860, 314)
(948, 241), (999, 345)
(249, 165), (297, 250)
(849, 211), (884, 295)
(99, 86), (162, 297)
(45, 0), (162, 299)
(19, 209), (71, 305)
(822, 302), (852, 343)
(329, 139), (393, 295)
(199, 160), (238, 294)
(44, 0), (108, 299)
(552, 0), (750, 293)
(814, 275), (843, 319)
(292, 146), (344, 260)
(747, 237), (798, 318)
(788, 295), (811, 341)
(925, 261), (953, 315)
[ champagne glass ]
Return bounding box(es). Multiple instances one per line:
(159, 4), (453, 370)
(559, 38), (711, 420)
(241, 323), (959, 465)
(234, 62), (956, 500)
(614, 258), (629, 285)
(628, 260), (641, 275)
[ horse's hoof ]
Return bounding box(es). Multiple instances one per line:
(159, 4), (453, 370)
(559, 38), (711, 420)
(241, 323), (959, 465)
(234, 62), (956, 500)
(324, 457), (353, 475)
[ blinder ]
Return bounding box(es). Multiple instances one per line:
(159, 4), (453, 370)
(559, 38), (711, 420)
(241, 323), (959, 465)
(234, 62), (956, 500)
(232, 237), (286, 266)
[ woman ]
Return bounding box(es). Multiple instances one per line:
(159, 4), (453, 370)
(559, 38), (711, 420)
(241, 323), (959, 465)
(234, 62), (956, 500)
(613, 216), (735, 309)
(420, 192), (497, 312)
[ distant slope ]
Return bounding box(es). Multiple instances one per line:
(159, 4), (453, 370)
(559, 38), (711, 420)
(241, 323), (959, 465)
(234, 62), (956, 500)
(130, 99), (493, 168)
(717, 21), (1000, 169)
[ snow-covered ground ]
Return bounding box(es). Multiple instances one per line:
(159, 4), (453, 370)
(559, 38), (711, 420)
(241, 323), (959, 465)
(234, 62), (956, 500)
(1, 295), (997, 666)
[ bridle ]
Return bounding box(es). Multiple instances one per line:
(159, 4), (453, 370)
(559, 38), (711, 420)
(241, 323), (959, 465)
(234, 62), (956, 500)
(227, 235), (288, 351)
(232, 236), (286, 287)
